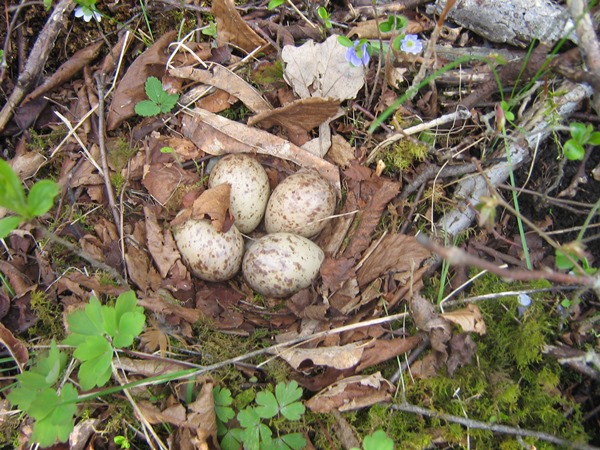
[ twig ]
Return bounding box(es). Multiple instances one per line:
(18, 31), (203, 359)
(94, 73), (122, 232)
(392, 402), (600, 450)
(0, 0), (73, 133)
(416, 234), (599, 291)
(566, 0), (600, 115)
(41, 228), (128, 286)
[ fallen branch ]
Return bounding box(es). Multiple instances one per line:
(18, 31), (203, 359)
(392, 402), (599, 450)
(0, 0), (73, 133)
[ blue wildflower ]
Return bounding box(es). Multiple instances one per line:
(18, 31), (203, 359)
(345, 41), (370, 67)
(400, 34), (422, 54)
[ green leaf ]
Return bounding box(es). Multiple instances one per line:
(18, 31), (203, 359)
(144, 76), (165, 103)
(221, 428), (244, 450)
(269, 433), (307, 450)
(26, 179), (59, 218)
(337, 36), (354, 48)
(588, 131), (600, 146)
(37, 340), (67, 386)
(379, 14), (409, 33)
(0, 215), (24, 239)
(73, 335), (113, 390)
(214, 387), (235, 423)
(275, 381), (304, 421)
(65, 296), (105, 340)
(114, 311), (145, 348)
(563, 139), (585, 160)
(158, 92), (179, 113)
(0, 159), (28, 216)
(43, 0), (52, 10)
(317, 6), (330, 20)
(569, 122), (592, 144)
(202, 21), (217, 36)
(555, 249), (575, 271)
(30, 383), (78, 447)
(363, 430), (394, 450)
(255, 390), (278, 419)
(267, 0), (285, 10)
(135, 100), (161, 117)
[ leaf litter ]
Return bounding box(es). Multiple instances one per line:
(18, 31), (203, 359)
(0, 0), (599, 447)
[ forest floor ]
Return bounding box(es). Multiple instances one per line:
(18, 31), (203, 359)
(0, 0), (599, 448)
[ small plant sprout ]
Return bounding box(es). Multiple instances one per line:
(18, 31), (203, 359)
(114, 435), (131, 449)
(73, 0), (102, 22)
(379, 14), (409, 33)
(267, 0), (285, 10)
(215, 381), (306, 450)
(135, 76), (180, 117)
(317, 6), (333, 29)
(399, 34), (423, 54)
(563, 122), (600, 161)
(351, 429), (395, 450)
(0, 159), (59, 239)
(555, 241), (597, 275)
(7, 291), (146, 446)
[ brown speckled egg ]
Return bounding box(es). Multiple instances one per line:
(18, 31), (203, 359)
(264, 170), (336, 238)
(242, 232), (325, 298)
(173, 218), (244, 282)
(208, 154), (270, 233)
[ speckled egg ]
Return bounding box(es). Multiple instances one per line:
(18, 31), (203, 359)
(242, 232), (325, 298)
(208, 154), (270, 233)
(173, 218), (244, 282)
(264, 170), (336, 238)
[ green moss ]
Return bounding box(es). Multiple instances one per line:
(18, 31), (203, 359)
(28, 289), (65, 340)
(382, 139), (428, 174)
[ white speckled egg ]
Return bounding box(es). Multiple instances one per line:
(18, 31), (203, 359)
(173, 218), (244, 282)
(242, 232), (325, 298)
(264, 170), (336, 238)
(208, 154), (270, 233)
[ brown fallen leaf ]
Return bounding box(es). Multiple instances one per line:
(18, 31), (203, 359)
(343, 172), (401, 259)
(271, 342), (366, 371)
(447, 332), (478, 376)
(183, 380), (220, 449)
(170, 65), (272, 113)
(410, 294), (452, 368)
(320, 256), (356, 291)
(0, 322), (29, 372)
(305, 372), (394, 413)
(181, 108), (341, 191)
(144, 206), (181, 278)
(247, 97), (341, 146)
(355, 335), (422, 372)
(23, 40), (104, 104)
(356, 234), (431, 287)
(441, 304), (487, 335)
(142, 162), (201, 205)
(327, 134), (356, 168)
(212, 0), (269, 54)
(107, 31), (177, 130)
(170, 183), (232, 232)
(138, 400), (187, 426)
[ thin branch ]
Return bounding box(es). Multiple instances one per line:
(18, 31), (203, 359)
(392, 402), (600, 450)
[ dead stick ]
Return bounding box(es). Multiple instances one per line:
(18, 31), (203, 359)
(416, 234), (598, 291)
(0, 0), (73, 133)
(392, 403), (599, 450)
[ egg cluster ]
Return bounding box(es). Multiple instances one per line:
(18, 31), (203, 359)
(172, 154), (336, 298)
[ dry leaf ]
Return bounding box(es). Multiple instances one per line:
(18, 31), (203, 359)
(170, 184), (231, 232)
(272, 342), (366, 370)
(212, 0), (268, 53)
(441, 304), (487, 335)
(0, 322), (29, 372)
(320, 256), (356, 291)
(181, 109), (341, 191)
(348, 19), (427, 40)
(282, 35), (366, 100)
(355, 336), (422, 372)
(356, 234), (431, 287)
(23, 40), (104, 104)
(138, 401), (187, 426)
(248, 97), (340, 134)
(447, 333), (478, 376)
(170, 65), (271, 113)
(142, 163), (201, 205)
(327, 134), (356, 168)
(305, 372), (394, 413)
(144, 206), (180, 278)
